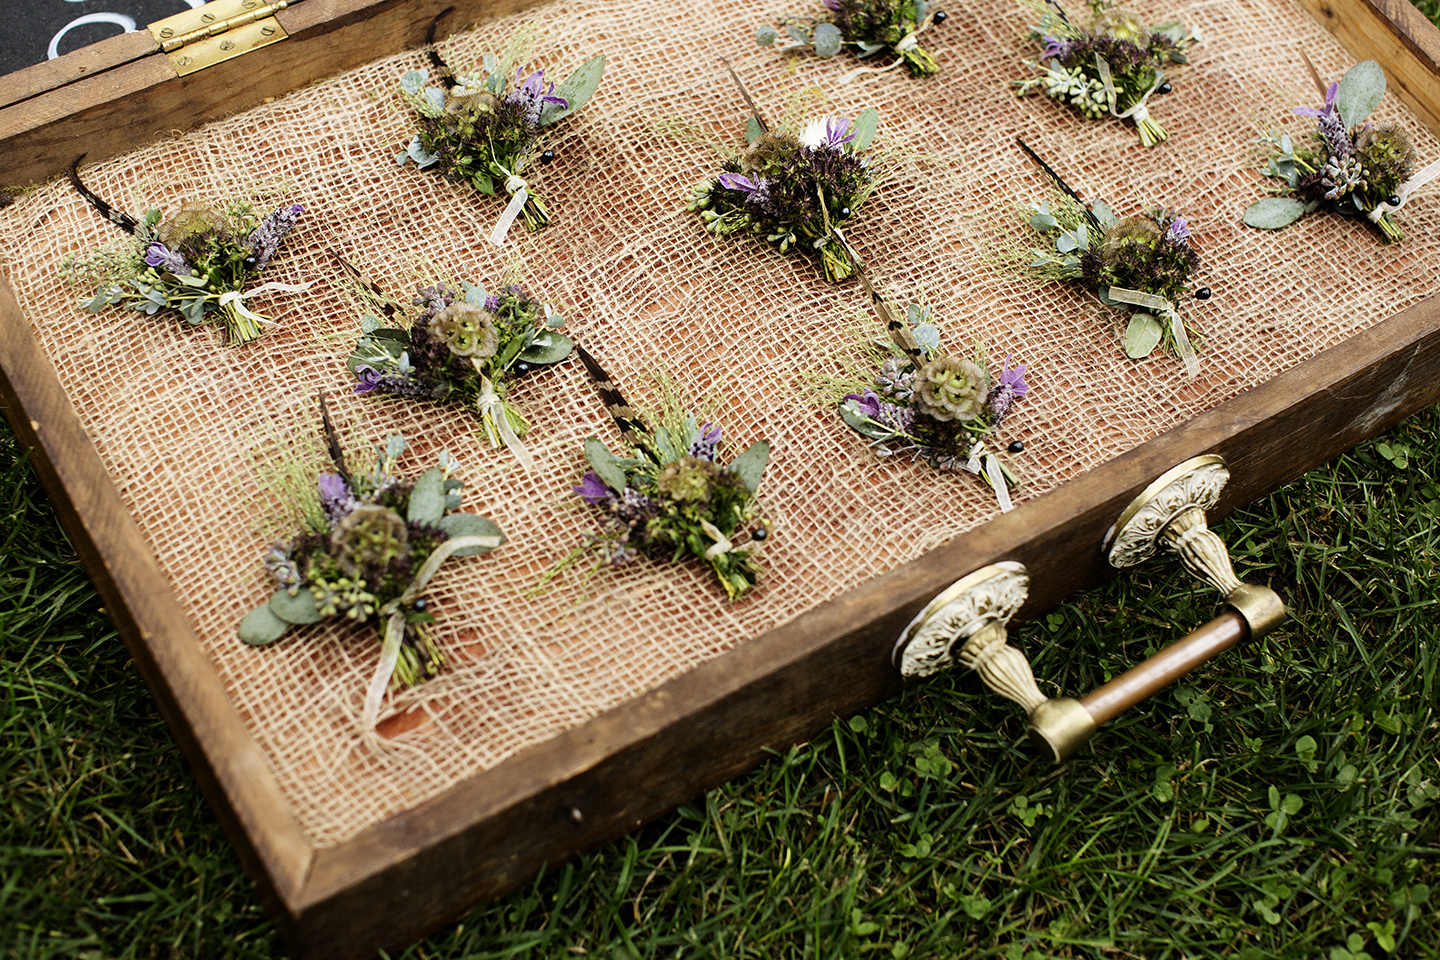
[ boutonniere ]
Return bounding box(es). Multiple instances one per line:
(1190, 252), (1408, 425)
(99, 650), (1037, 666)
(828, 262), (1030, 511)
(756, 0), (947, 78)
(1013, 0), (1198, 146)
(396, 16), (605, 245)
(1015, 139), (1208, 377)
(686, 65), (879, 283)
(337, 255), (573, 470)
(1244, 58), (1440, 243)
(238, 394), (505, 730)
(64, 157), (311, 344)
(553, 346), (772, 600)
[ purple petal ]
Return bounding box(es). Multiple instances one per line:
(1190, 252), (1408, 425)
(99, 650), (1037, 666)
(717, 172), (757, 193)
(572, 471), (614, 504)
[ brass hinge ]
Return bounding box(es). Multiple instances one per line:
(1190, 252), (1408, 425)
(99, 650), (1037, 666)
(149, 0), (290, 76)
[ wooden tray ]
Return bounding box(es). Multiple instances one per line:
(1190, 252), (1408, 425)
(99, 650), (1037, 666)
(3, 0), (1440, 955)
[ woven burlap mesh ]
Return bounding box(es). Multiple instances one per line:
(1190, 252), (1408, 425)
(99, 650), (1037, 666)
(2, 0), (1438, 848)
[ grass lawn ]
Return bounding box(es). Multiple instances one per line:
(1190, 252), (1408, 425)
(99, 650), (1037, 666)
(5, 385), (1438, 958)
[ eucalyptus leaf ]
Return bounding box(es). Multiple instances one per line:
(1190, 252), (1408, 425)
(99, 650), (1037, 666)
(482, 52), (498, 74)
(386, 434), (406, 461)
(813, 23), (842, 57)
(745, 116), (764, 144)
(268, 588), (321, 625)
(538, 54), (606, 126)
(518, 331), (573, 364)
(407, 468), (447, 523)
(422, 87), (446, 116)
(1091, 198), (1118, 229)
(851, 108), (879, 150)
(443, 477), (463, 511)
(406, 137), (439, 169)
(786, 24), (811, 44)
(238, 604), (290, 646)
(1029, 212), (1058, 231)
(1337, 59), (1385, 129)
(486, 71), (505, 96)
(726, 441), (770, 494)
(856, 41), (885, 57)
(462, 280), (488, 306)
(1057, 231), (1078, 253)
(1243, 197), (1307, 229)
(1279, 133), (1294, 155)
(360, 314), (381, 333)
(584, 437), (630, 493)
(544, 304), (565, 328)
(912, 323), (941, 354)
(399, 69), (428, 95)
(436, 514), (506, 555)
(1124, 312), (1164, 358)
(756, 25), (778, 46)
(840, 403), (899, 442)
(84, 293), (111, 313)
(1074, 222), (1089, 250)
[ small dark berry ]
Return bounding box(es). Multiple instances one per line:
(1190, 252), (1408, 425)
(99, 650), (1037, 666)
(1194, 287), (1212, 300)
(514, 361), (532, 375)
(539, 149), (556, 165)
(243, 256), (258, 270)
(751, 527), (768, 541)
(1157, 81), (1173, 95)
(1387, 195), (1402, 207)
(413, 598), (427, 611)
(1008, 440), (1024, 454)
(932, 10), (947, 23)
(839, 206), (851, 219)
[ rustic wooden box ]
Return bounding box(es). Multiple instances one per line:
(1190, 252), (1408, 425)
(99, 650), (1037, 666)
(3, 0), (1440, 955)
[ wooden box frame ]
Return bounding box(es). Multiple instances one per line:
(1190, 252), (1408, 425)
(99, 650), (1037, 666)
(3, 0), (1440, 955)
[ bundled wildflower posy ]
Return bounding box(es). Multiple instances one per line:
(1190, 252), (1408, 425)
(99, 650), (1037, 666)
(1014, 139), (1205, 375)
(63, 158), (308, 344)
(831, 265), (1029, 509)
(1014, 0), (1198, 146)
(556, 347), (772, 601)
(1244, 59), (1440, 243)
(238, 398), (504, 730)
(687, 103), (879, 283)
(757, 0), (946, 77)
(341, 258), (572, 470)
(395, 29), (604, 240)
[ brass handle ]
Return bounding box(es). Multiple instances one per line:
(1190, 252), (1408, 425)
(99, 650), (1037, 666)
(1025, 455), (1289, 760)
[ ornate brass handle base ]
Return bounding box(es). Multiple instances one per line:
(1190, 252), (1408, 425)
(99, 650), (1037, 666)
(1103, 454), (1286, 640)
(894, 563), (1093, 759)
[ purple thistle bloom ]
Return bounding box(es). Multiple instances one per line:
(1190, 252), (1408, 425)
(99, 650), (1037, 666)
(842, 389), (883, 419)
(1165, 217), (1190, 243)
(689, 421), (722, 460)
(143, 241), (192, 276)
(485, 293), (500, 311)
(717, 172), (760, 193)
(353, 365), (384, 395)
(572, 471), (615, 504)
(1041, 35), (1071, 60)
(1294, 81), (1339, 119)
(823, 116), (856, 149)
(989, 355), (1029, 422)
(822, 0), (841, 10)
(508, 68), (568, 125)
(318, 472), (359, 525)
(245, 202), (304, 271)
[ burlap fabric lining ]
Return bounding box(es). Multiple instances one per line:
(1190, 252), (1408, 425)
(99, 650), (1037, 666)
(2, 0), (1437, 848)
